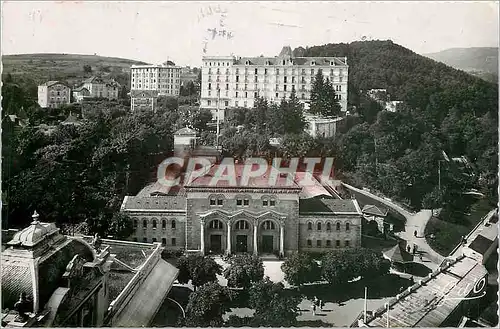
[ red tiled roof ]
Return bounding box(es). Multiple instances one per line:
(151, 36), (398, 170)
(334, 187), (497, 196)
(185, 164), (302, 189)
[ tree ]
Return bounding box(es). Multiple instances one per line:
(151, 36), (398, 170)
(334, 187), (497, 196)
(185, 282), (234, 327)
(281, 252), (321, 286)
(190, 108), (213, 132)
(157, 96), (179, 113)
(224, 254), (264, 288)
(321, 249), (390, 285)
(83, 64), (92, 73)
(176, 254), (222, 290)
(309, 70), (342, 117)
(248, 278), (301, 327)
(107, 212), (134, 239)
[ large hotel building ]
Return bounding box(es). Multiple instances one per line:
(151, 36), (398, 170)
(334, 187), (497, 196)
(201, 46), (348, 120)
(130, 63), (182, 112)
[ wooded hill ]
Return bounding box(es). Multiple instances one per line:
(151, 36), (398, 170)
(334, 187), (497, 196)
(294, 40), (498, 216)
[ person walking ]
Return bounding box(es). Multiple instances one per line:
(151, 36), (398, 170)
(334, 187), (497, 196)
(312, 303), (317, 316)
(414, 230), (417, 237)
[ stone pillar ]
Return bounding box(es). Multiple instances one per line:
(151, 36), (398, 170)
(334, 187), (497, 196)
(200, 218), (205, 255)
(253, 223), (258, 255)
(227, 220), (232, 255)
(280, 224), (285, 257)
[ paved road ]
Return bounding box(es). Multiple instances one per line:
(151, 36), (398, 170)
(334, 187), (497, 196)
(342, 183), (445, 266)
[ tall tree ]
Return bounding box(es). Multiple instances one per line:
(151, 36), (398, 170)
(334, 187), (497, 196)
(223, 254), (265, 289)
(185, 282), (234, 327)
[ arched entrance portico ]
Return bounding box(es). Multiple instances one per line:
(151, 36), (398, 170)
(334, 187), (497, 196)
(198, 210), (286, 257)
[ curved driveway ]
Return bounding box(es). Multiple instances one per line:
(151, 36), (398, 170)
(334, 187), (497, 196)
(342, 183), (445, 265)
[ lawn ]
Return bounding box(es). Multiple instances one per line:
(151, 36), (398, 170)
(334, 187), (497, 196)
(424, 198), (494, 256)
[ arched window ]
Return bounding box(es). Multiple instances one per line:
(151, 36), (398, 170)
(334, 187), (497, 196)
(317, 222), (322, 231)
(152, 220), (157, 229)
(143, 220), (147, 228)
(162, 220), (167, 229)
(262, 220), (276, 230)
(307, 222), (312, 230)
(336, 222), (341, 231)
(134, 219), (138, 228)
(172, 220), (176, 229)
(209, 220), (223, 229)
(326, 222), (331, 231)
(235, 220), (249, 230)
(346, 223), (350, 231)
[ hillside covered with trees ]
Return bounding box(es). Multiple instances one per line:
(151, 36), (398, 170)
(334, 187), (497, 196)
(294, 40), (497, 218)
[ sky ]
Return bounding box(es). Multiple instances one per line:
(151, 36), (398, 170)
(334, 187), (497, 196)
(2, 1), (498, 67)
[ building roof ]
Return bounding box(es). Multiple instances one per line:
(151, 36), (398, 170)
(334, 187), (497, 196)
(468, 235), (494, 255)
(40, 81), (68, 87)
(174, 127), (197, 136)
(185, 164), (302, 190)
(364, 256), (488, 327)
(73, 86), (90, 93)
(122, 195), (186, 211)
(362, 204), (389, 217)
(295, 172), (332, 199)
(7, 214), (59, 247)
(62, 113), (80, 125)
(299, 197), (360, 214)
(111, 259), (179, 327)
(1, 260), (33, 310)
(233, 56), (347, 66)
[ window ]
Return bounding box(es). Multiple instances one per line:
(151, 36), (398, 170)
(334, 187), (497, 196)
(209, 220), (224, 229)
(226, 83), (229, 90)
(284, 76), (287, 83)
(308, 222), (313, 231)
(255, 68), (258, 74)
(336, 222), (341, 231)
(301, 93), (305, 99)
(284, 85), (287, 91)
(254, 92), (258, 98)
(236, 91), (239, 97)
(292, 76), (295, 83)
(143, 220), (147, 228)
(152, 238), (157, 243)
(237, 199), (242, 206)
(270, 200), (276, 206)
(208, 100), (211, 106)
(172, 220), (176, 229)
(307, 239), (312, 247)
(236, 76), (239, 82)
(317, 222), (322, 231)
(217, 198), (223, 205)
(345, 240), (350, 247)
(254, 76), (258, 82)
(276, 69), (280, 75)
(244, 101), (247, 107)
(134, 220), (138, 228)
(339, 76), (343, 82)
(162, 238), (166, 245)
(263, 200), (268, 206)
(143, 238), (148, 243)
(162, 220), (166, 229)
(317, 240), (322, 247)
(210, 198), (216, 205)
(346, 223), (350, 231)
(225, 101), (229, 106)
(336, 240), (340, 247)
(245, 92), (248, 98)
(243, 199), (249, 206)
(265, 68), (268, 75)
(326, 240), (332, 247)
(172, 238), (176, 246)
(235, 101), (239, 107)
(326, 222), (331, 231)
(152, 220), (157, 229)
(208, 83), (212, 90)
(236, 220), (249, 230)
(311, 69), (314, 75)
(262, 220), (276, 230)
(275, 93), (279, 98)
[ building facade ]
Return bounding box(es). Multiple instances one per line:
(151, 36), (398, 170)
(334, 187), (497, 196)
(1, 212), (179, 328)
(200, 46), (348, 121)
(121, 165), (362, 256)
(305, 114), (344, 138)
(130, 63), (182, 112)
(37, 81), (71, 108)
(78, 76), (121, 100)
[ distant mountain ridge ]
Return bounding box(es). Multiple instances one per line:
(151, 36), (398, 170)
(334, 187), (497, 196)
(424, 47), (498, 82)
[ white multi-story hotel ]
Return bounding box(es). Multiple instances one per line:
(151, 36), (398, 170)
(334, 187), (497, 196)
(130, 62), (182, 112)
(201, 46), (348, 120)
